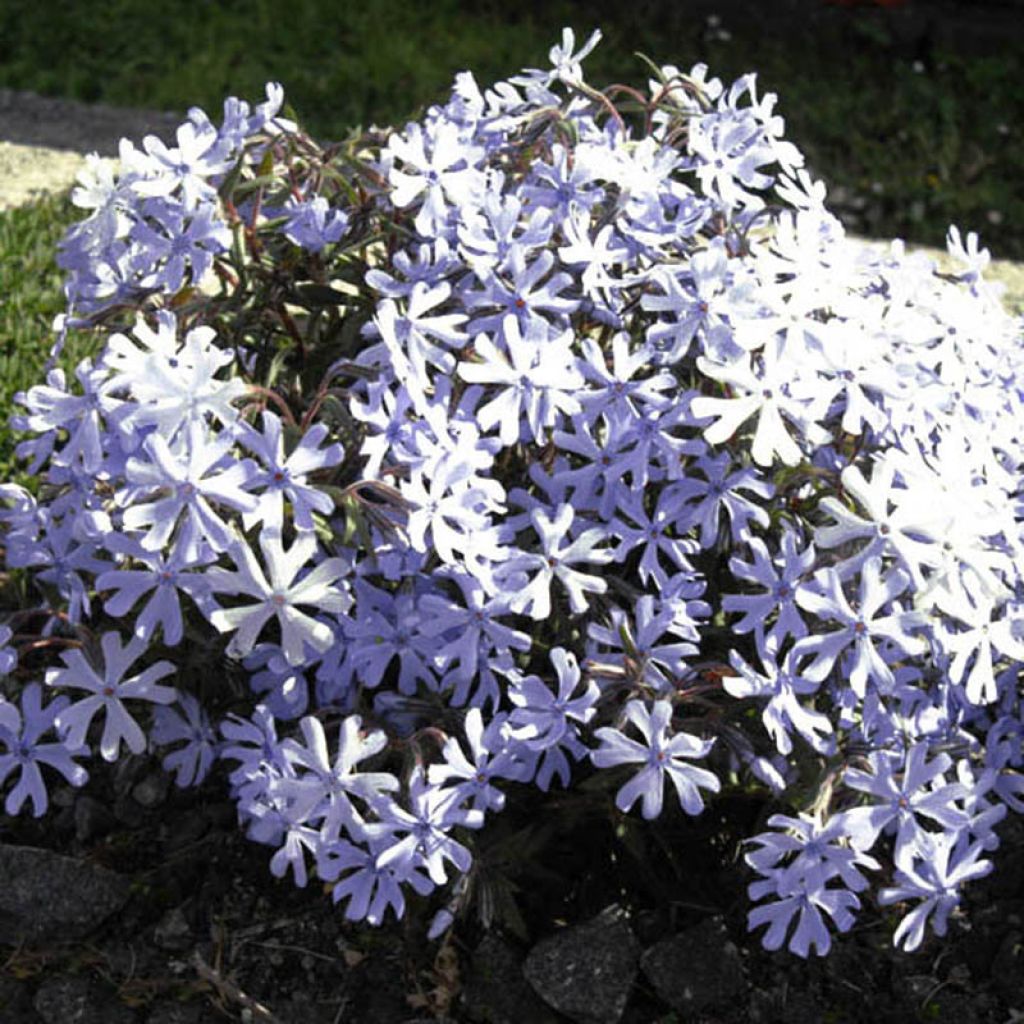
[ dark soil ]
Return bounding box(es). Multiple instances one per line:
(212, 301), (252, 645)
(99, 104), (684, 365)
(3, 751), (1024, 1024)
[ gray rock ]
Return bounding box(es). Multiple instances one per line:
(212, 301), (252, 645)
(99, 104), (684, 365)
(113, 792), (146, 829)
(353, 954), (412, 1024)
(0, 843), (132, 944)
(0, 975), (43, 1022)
(0, 89), (183, 155)
(523, 910), (640, 1024)
(992, 930), (1024, 1007)
(131, 772), (169, 809)
(462, 933), (559, 1024)
(783, 990), (826, 1024)
(50, 785), (76, 809)
(899, 973), (935, 1008)
(113, 754), (150, 796)
(33, 975), (136, 1024)
(74, 794), (117, 844)
(639, 916), (746, 1014)
(153, 906), (192, 952)
(960, 899), (1024, 981)
(920, 990), (985, 1024)
(162, 810), (209, 854)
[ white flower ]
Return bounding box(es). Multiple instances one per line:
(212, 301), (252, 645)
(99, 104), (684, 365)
(691, 345), (824, 467)
(498, 504), (612, 620)
(207, 531), (352, 665)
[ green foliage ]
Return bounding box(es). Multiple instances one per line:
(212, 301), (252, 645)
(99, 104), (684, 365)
(0, 193), (99, 486)
(0, 0), (579, 134)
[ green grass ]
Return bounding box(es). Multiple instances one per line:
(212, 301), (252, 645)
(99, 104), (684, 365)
(0, 194), (84, 484)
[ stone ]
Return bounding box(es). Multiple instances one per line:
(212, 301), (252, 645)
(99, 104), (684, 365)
(639, 916), (746, 1014)
(523, 909), (640, 1024)
(0, 843), (132, 945)
(145, 1005), (209, 1024)
(919, 989), (984, 1024)
(350, 952), (411, 1024)
(113, 754), (150, 797)
(33, 975), (137, 1024)
(0, 89), (182, 157)
(782, 990), (825, 1024)
(0, 975), (43, 1023)
(131, 772), (169, 809)
(161, 809), (209, 854)
(959, 899), (1024, 982)
(113, 792), (146, 829)
(991, 929), (1024, 1007)
(462, 933), (559, 1024)
(74, 794), (117, 844)
(153, 906), (192, 952)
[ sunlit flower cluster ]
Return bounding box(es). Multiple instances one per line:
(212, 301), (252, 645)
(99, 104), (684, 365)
(3, 29), (1024, 955)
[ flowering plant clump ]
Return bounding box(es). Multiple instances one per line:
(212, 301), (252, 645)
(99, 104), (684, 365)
(3, 28), (1024, 957)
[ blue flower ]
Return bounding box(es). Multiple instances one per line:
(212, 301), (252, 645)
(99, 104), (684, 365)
(206, 529), (352, 666)
(151, 690), (219, 788)
(277, 714), (398, 841)
(96, 534), (215, 646)
(0, 623), (16, 676)
(0, 683), (89, 816)
(591, 699), (719, 819)
(121, 421), (258, 559)
(282, 195), (349, 252)
(838, 742), (970, 862)
(237, 412), (344, 535)
(879, 833), (993, 952)
(318, 836), (431, 926)
(506, 647), (598, 757)
(47, 632), (177, 762)
(371, 767), (484, 886)
(722, 524), (815, 652)
(428, 709), (530, 812)
(747, 874), (860, 958)
(498, 503), (612, 619)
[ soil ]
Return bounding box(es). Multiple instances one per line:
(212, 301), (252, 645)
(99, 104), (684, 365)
(3, 759), (1024, 1024)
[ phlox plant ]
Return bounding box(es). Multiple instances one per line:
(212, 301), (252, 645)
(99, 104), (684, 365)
(3, 27), (1024, 958)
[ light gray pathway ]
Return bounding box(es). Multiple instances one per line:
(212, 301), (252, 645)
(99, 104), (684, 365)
(0, 89), (181, 211)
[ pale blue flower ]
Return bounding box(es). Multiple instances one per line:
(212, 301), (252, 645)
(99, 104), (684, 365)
(591, 699), (719, 819)
(47, 631), (176, 762)
(206, 529), (352, 665)
(0, 683), (89, 816)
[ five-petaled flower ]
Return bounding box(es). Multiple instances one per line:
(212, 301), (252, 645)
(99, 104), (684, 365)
(591, 699), (720, 819)
(47, 632), (177, 762)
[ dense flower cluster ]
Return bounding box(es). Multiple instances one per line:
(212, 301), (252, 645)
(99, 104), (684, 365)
(3, 29), (1024, 956)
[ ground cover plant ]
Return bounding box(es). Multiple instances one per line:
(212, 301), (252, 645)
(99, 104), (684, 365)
(3, 27), (1024, 1016)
